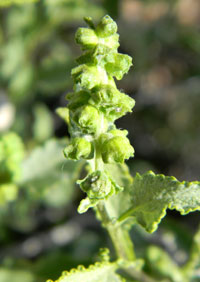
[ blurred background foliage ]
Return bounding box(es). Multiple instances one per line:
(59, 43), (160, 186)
(0, 0), (199, 281)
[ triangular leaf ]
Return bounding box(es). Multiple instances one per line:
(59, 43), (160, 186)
(119, 171), (200, 233)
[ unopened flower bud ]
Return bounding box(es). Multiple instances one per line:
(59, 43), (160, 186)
(73, 105), (101, 134)
(75, 28), (98, 50)
(63, 137), (93, 160)
(101, 136), (134, 163)
(96, 15), (117, 36)
(78, 170), (112, 199)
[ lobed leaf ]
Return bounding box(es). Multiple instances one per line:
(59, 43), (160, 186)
(119, 171), (200, 233)
(47, 261), (124, 282)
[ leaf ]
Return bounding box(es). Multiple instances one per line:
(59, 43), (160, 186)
(0, 0), (38, 7)
(119, 171), (200, 233)
(183, 225), (200, 280)
(47, 261), (124, 282)
(103, 163), (133, 221)
(0, 268), (35, 282)
(33, 103), (54, 143)
(21, 139), (83, 207)
(146, 246), (184, 281)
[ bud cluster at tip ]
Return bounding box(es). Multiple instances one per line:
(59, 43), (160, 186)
(62, 15), (135, 212)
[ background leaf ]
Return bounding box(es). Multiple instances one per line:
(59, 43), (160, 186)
(0, 0), (38, 6)
(21, 139), (83, 207)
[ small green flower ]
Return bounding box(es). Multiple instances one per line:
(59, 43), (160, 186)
(105, 53), (133, 80)
(63, 137), (93, 160)
(72, 65), (108, 90)
(78, 170), (112, 199)
(89, 85), (135, 121)
(96, 15), (118, 37)
(72, 105), (102, 134)
(101, 135), (134, 164)
(75, 28), (98, 50)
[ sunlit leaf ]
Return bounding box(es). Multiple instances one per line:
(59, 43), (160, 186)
(119, 171), (200, 233)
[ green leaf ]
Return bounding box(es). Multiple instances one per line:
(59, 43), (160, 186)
(146, 246), (184, 281)
(0, 0), (37, 7)
(0, 268), (35, 282)
(183, 225), (200, 280)
(33, 103), (54, 143)
(103, 163), (133, 221)
(21, 139), (83, 207)
(119, 171), (200, 233)
(0, 132), (24, 183)
(47, 261), (124, 282)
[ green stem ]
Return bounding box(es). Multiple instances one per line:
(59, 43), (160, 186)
(96, 201), (135, 261)
(93, 126), (136, 261)
(96, 202), (157, 282)
(107, 224), (135, 261)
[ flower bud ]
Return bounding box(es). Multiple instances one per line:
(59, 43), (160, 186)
(75, 28), (98, 50)
(67, 90), (90, 111)
(109, 129), (128, 137)
(96, 15), (117, 36)
(72, 105), (101, 134)
(101, 136), (134, 163)
(89, 85), (135, 121)
(72, 65), (108, 90)
(78, 170), (112, 199)
(105, 53), (132, 80)
(63, 137), (93, 160)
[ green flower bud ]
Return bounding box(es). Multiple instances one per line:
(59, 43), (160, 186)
(97, 130), (128, 150)
(78, 197), (97, 214)
(72, 105), (101, 134)
(63, 137), (93, 160)
(72, 65), (108, 90)
(109, 129), (128, 137)
(75, 28), (98, 50)
(98, 34), (120, 50)
(90, 85), (120, 106)
(67, 90), (90, 110)
(76, 42), (119, 66)
(78, 170), (112, 199)
(105, 53), (132, 80)
(101, 136), (134, 164)
(106, 93), (135, 121)
(96, 15), (118, 37)
(89, 85), (135, 121)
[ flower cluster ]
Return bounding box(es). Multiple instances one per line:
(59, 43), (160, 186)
(63, 15), (135, 212)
